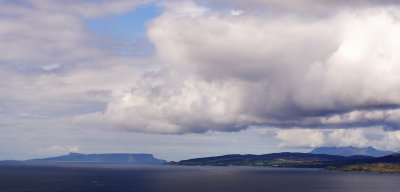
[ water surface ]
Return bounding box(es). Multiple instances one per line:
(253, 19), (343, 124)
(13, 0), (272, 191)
(0, 163), (399, 192)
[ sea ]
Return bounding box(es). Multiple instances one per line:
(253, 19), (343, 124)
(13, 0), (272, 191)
(0, 163), (399, 192)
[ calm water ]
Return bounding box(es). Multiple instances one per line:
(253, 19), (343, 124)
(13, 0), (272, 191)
(0, 163), (400, 192)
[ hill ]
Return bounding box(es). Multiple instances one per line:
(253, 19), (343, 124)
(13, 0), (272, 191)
(27, 153), (166, 164)
(310, 147), (395, 157)
(176, 152), (373, 168)
(326, 163), (400, 173)
(175, 152), (400, 173)
(326, 154), (400, 173)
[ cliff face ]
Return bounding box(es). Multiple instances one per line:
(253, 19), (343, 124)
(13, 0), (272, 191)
(28, 153), (166, 164)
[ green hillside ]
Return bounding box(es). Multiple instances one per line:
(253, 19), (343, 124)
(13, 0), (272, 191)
(175, 153), (373, 168)
(175, 153), (400, 173)
(326, 163), (400, 173)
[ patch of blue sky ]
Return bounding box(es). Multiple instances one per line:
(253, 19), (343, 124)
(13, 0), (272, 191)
(197, 1), (211, 8)
(85, 3), (163, 56)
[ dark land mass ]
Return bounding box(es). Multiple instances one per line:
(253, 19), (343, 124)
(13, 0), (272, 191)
(325, 154), (400, 173)
(175, 152), (375, 168)
(310, 146), (396, 157)
(23, 153), (166, 164)
(2, 149), (400, 173)
(326, 163), (400, 173)
(175, 152), (400, 173)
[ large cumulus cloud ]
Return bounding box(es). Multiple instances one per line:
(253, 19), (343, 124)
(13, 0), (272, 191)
(80, 1), (400, 133)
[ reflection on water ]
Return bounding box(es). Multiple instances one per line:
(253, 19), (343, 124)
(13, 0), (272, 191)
(0, 163), (399, 192)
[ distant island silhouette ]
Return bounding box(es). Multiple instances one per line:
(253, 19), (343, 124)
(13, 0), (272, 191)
(25, 153), (166, 164)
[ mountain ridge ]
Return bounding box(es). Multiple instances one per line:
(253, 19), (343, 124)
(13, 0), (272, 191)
(310, 146), (395, 157)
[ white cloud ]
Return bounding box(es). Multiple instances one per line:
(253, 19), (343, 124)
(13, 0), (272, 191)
(2, 0), (400, 159)
(2, 0), (400, 135)
(75, 74), (248, 133)
(41, 64), (61, 71)
(3, 0), (400, 138)
(33, 145), (80, 156)
(275, 127), (400, 150)
(275, 129), (325, 148)
(230, 10), (243, 16)
(327, 129), (369, 147)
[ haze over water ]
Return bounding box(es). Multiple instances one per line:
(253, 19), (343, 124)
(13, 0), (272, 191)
(1, 164), (399, 192)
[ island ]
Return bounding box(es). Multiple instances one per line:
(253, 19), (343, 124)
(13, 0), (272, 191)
(26, 152), (167, 164)
(173, 152), (374, 168)
(173, 148), (400, 173)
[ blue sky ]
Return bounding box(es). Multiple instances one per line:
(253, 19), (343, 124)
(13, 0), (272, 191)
(85, 3), (162, 57)
(1, 0), (400, 161)
(86, 3), (162, 38)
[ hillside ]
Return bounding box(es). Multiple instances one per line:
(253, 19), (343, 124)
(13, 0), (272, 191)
(325, 153), (400, 172)
(326, 163), (400, 173)
(310, 147), (395, 157)
(176, 153), (373, 168)
(27, 153), (166, 164)
(176, 152), (400, 174)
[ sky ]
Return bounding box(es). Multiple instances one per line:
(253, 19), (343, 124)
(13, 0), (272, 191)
(1, 0), (400, 161)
